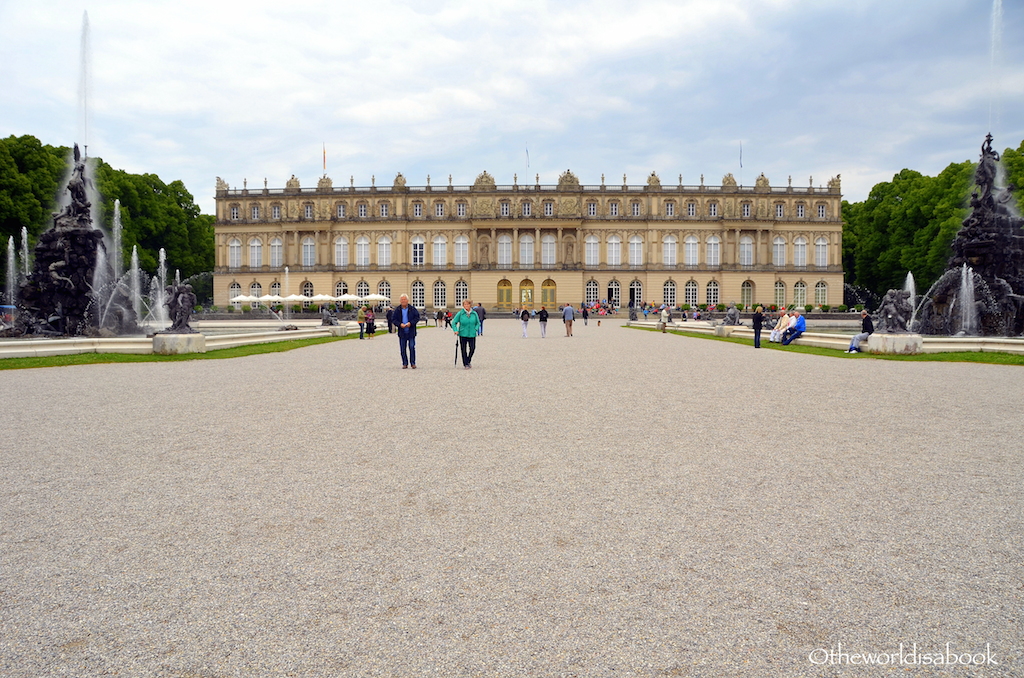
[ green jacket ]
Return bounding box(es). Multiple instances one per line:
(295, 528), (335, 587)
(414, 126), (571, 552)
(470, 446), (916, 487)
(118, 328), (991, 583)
(451, 309), (480, 337)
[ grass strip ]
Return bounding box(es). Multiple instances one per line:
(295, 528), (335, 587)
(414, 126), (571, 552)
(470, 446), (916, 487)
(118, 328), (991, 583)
(0, 334), (353, 371)
(629, 326), (1024, 366)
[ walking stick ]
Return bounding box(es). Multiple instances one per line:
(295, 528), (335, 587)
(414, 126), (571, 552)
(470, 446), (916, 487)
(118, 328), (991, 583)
(454, 334), (459, 367)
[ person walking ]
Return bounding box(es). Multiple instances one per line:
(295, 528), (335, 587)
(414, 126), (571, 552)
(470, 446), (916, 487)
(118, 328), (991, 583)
(394, 294), (420, 368)
(473, 302), (486, 335)
(357, 305), (367, 339)
(386, 305), (394, 333)
(452, 299), (480, 368)
(519, 306), (530, 338)
(752, 305), (764, 348)
(562, 303), (575, 336)
(538, 306), (549, 338)
(582, 306), (589, 326)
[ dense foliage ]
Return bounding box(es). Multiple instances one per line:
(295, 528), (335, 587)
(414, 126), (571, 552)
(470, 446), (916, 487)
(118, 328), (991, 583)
(842, 139), (1024, 298)
(0, 134), (214, 296)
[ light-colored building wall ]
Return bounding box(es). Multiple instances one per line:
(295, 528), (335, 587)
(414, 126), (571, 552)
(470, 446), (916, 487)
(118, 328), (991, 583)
(213, 170), (844, 310)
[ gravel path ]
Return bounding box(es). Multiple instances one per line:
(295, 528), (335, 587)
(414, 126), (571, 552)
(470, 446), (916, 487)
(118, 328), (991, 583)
(2, 319), (1022, 677)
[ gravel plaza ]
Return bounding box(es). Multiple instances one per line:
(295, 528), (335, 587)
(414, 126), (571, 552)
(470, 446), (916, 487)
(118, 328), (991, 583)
(1, 318), (1021, 677)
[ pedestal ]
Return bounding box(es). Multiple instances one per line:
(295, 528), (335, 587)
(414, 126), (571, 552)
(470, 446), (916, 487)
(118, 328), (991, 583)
(867, 333), (922, 355)
(152, 333), (207, 355)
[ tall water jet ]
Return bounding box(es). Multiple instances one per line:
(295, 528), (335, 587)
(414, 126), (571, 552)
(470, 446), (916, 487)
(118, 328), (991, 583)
(959, 264), (978, 335)
(5, 237), (15, 307)
(283, 266), (290, 320)
(904, 271), (917, 329)
(990, 0), (1003, 134)
(77, 12), (92, 150)
(129, 246), (142, 321)
(21, 227), (29, 277)
(111, 200), (123, 281)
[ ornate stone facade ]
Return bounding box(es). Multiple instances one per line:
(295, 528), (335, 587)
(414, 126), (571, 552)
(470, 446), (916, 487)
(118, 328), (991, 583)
(213, 171), (844, 311)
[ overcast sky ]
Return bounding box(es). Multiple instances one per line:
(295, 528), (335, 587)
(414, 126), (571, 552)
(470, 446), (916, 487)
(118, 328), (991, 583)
(1, 0), (1021, 215)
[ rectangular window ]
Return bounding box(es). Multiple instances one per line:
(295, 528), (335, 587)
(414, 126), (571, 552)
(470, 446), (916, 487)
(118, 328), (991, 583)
(775, 204), (784, 218)
(587, 202), (597, 217)
(709, 203), (718, 217)
(272, 205), (281, 219)
(666, 202), (675, 217)
(610, 203), (619, 217)
(414, 203), (422, 217)
(337, 204), (346, 219)
(412, 241), (424, 265)
(632, 203), (641, 217)
(435, 203), (444, 217)
(818, 205), (826, 218)
(742, 203), (750, 218)
(380, 203), (389, 218)
(522, 202), (531, 217)
(251, 206), (260, 220)
(304, 205), (313, 219)
(359, 204), (367, 218)
(457, 203), (466, 217)
(501, 202), (510, 217)
(687, 203), (696, 217)
(544, 202), (553, 217)
(230, 206), (239, 220)
(797, 204), (805, 218)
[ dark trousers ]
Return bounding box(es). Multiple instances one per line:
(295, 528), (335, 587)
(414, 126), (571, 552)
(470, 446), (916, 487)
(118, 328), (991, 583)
(399, 333), (416, 366)
(753, 327), (761, 348)
(459, 336), (476, 366)
(781, 328), (803, 345)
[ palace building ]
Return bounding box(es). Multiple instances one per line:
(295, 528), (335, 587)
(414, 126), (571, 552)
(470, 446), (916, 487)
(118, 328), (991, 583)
(212, 169), (844, 311)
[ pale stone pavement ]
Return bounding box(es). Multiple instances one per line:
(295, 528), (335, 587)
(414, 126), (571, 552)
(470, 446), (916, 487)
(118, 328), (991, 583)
(1, 319), (1021, 677)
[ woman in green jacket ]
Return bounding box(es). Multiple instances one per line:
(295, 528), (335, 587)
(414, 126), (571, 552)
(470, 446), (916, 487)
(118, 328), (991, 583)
(451, 299), (481, 369)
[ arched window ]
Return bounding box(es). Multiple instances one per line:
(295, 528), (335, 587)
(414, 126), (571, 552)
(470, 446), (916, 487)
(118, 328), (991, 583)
(301, 236), (316, 267)
(229, 282), (241, 308)
(519, 279), (535, 306)
(379, 280), (392, 301)
(585, 235), (600, 266)
(684, 280), (698, 306)
(684, 235), (698, 266)
(741, 280), (753, 307)
(248, 238), (262, 269)
(302, 281), (314, 306)
(270, 281), (281, 297)
(334, 237), (349, 267)
(433, 235), (447, 266)
(455, 235), (469, 266)
(663, 235), (677, 267)
(585, 279), (599, 304)
(774, 281), (786, 307)
(794, 281), (807, 306)
(411, 280), (425, 307)
(607, 280), (621, 306)
(815, 237), (828, 267)
(355, 236), (370, 266)
(249, 282), (262, 307)
(773, 236), (786, 267)
(520, 234), (535, 266)
(663, 280), (677, 306)
(739, 236), (753, 267)
(607, 235), (622, 266)
(706, 280), (720, 306)
(335, 281), (348, 297)
(706, 236), (720, 267)
(356, 280), (370, 298)
(794, 237), (808, 267)
(270, 238), (283, 268)
(228, 238), (241, 269)
(541, 278), (556, 305)
(815, 281), (828, 305)
(628, 235), (643, 266)
(433, 280), (447, 308)
(629, 280), (643, 306)
(377, 235), (392, 267)
(497, 235), (512, 267)
(541, 234), (556, 266)
(455, 280), (469, 305)
(496, 279), (513, 308)
(411, 235), (425, 266)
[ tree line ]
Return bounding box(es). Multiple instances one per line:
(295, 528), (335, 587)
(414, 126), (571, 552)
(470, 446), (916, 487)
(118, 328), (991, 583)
(842, 138), (1024, 299)
(0, 134), (214, 298)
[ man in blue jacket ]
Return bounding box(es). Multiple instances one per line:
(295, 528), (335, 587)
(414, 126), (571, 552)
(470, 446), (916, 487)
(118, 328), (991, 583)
(395, 294), (421, 368)
(781, 308), (806, 345)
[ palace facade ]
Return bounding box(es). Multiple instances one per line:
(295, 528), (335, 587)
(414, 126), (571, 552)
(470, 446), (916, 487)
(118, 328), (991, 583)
(212, 170), (844, 311)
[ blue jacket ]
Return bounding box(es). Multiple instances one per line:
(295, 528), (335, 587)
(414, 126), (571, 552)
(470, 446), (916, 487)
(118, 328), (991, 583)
(793, 314), (806, 332)
(395, 304), (420, 336)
